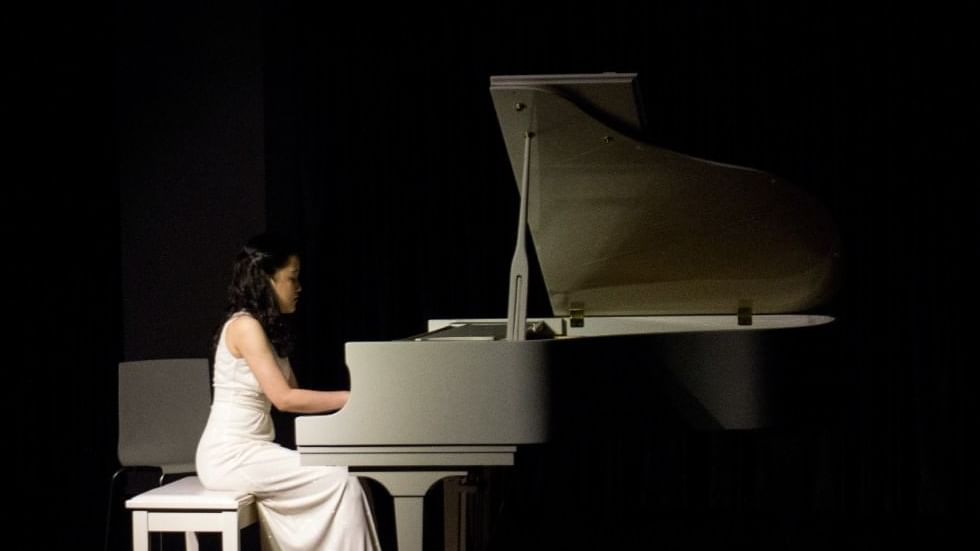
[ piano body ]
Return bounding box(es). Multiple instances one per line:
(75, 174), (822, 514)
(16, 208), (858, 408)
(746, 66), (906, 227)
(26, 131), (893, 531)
(296, 73), (840, 551)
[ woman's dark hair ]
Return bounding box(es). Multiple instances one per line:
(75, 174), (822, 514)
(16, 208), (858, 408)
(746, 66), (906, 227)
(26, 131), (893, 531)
(213, 232), (300, 358)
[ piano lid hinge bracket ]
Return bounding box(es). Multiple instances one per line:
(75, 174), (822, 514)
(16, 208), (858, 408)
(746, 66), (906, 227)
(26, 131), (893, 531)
(569, 302), (585, 328)
(737, 300), (753, 326)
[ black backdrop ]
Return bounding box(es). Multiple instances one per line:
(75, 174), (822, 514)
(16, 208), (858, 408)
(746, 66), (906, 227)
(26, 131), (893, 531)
(10, 1), (975, 548)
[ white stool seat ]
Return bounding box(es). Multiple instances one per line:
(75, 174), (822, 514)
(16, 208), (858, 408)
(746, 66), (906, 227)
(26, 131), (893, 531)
(126, 476), (257, 551)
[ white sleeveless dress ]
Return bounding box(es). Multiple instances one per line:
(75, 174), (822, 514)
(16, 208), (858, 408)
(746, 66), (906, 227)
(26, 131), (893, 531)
(196, 312), (380, 550)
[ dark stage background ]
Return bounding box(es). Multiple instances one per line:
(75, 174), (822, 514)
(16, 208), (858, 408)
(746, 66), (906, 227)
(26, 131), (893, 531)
(10, 2), (975, 548)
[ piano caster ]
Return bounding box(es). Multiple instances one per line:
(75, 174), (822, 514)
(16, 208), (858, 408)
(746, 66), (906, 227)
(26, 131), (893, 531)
(359, 470), (466, 551)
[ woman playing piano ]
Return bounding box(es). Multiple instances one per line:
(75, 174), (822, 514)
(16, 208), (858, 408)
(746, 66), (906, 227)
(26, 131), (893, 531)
(196, 233), (380, 550)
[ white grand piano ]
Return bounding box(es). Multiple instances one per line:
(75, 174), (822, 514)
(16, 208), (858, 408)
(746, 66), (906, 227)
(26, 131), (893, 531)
(296, 73), (840, 551)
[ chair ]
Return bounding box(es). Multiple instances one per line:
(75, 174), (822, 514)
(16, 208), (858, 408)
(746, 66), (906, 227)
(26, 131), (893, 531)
(104, 358), (212, 551)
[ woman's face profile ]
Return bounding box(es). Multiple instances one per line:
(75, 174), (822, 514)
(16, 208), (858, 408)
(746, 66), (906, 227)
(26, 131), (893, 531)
(270, 255), (302, 314)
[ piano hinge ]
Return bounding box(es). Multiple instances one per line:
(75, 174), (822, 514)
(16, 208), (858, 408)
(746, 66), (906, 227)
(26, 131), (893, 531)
(737, 300), (753, 326)
(569, 301), (585, 328)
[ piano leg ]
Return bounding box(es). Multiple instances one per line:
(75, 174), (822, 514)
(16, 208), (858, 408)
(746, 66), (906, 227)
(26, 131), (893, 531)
(443, 477), (477, 551)
(359, 470), (466, 551)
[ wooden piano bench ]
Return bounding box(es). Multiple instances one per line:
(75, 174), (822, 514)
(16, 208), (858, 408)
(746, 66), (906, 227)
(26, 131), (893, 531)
(125, 475), (258, 551)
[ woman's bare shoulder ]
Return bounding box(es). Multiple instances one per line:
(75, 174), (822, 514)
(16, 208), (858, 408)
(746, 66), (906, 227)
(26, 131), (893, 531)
(227, 313), (263, 333)
(226, 313), (268, 348)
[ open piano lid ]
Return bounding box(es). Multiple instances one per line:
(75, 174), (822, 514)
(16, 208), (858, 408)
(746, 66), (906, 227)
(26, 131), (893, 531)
(490, 73), (840, 317)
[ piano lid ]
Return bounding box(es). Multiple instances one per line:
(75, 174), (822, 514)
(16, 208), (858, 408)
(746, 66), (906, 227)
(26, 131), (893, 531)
(490, 73), (840, 317)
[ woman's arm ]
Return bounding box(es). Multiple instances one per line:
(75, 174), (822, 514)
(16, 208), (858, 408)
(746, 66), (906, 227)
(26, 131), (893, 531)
(226, 316), (349, 413)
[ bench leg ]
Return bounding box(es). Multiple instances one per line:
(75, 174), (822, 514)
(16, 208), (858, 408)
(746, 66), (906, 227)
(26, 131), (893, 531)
(185, 531), (199, 551)
(131, 511), (149, 551)
(221, 510), (240, 550)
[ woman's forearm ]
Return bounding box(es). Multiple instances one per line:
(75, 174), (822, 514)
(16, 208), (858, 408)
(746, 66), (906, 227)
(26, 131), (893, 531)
(276, 388), (349, 413)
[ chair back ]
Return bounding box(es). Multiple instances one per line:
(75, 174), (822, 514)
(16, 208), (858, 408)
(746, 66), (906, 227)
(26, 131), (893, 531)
(117, 358), (211, 473)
